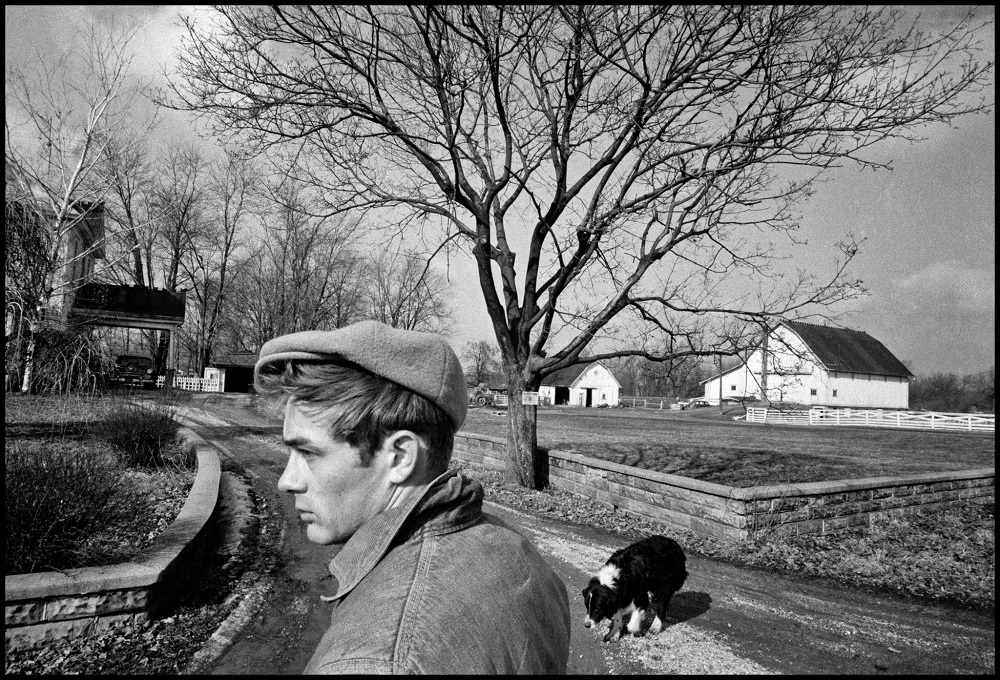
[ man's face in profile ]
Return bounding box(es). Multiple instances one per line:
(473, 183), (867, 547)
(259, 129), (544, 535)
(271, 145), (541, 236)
(278, 398), (394, 544)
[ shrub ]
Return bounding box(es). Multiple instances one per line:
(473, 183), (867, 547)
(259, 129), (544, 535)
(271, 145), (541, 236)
(12, 328), (114, 395)
(5, 440), (147, 575)
(99, 400), (182, 468)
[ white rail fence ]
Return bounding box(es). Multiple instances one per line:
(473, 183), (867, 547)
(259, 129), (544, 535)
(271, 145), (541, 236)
(155, 375), (221, 392)
(619, 396), (673, 409)
(746, 406), (994, 433)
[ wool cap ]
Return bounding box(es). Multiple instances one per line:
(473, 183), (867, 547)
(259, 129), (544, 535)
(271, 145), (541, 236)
(254, 320), (468, 429)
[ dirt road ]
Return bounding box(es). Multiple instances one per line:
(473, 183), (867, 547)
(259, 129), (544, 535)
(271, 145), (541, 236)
(181, 395), (994, 675)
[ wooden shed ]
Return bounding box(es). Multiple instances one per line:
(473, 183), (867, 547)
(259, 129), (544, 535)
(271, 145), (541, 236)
(204, 352), (258, 393)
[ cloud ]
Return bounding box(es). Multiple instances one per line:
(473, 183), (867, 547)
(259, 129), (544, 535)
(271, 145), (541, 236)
(895, 260), (995, 312)
(846, 259), (995, 375)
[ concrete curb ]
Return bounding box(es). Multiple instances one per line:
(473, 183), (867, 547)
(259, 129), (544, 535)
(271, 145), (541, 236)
(180, 576), (275, 675)
(4, 425), (221, 651)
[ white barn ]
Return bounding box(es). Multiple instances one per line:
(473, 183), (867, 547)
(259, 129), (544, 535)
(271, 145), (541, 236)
(540, 360), (621, 407)
(701, 321), (913, 409)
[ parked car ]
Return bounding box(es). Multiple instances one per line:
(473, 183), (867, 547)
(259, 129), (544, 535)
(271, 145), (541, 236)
(111, 354), (156, 388)
(688, 398), (712, 408)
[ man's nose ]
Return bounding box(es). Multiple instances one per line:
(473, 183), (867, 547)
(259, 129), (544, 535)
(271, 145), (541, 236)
(277, 454), (305, 493)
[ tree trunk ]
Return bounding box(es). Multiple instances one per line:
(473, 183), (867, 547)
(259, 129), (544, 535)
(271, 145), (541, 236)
(20, 331), (38, 394)
(19, 315), (43, 393)
(505, 372), (541, 489)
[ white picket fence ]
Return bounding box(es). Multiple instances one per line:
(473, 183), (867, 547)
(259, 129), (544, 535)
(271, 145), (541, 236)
(746, 406), (994, 433)
(155, 375), (221, 392)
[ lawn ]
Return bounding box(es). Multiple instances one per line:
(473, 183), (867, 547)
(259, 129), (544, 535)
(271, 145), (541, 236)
(462, 405), (995, 487)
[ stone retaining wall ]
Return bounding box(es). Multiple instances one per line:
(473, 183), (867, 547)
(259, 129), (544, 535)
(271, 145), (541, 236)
(453, 432), (995, 542)
(453, 432), (549, 485)
(5, 428), (221, 652)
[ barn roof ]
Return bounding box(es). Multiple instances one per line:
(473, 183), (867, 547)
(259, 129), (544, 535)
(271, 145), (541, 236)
(781, 321), (913, 378)
(541, 360), (619, 387)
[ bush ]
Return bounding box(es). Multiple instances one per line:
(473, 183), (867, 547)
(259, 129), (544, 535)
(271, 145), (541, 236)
(5, 440), (147, 575)
(99, 401), (183, 468)
(11, 328), (114, 395)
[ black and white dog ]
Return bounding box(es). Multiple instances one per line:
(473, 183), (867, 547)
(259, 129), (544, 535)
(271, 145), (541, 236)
(582, 535), (687, 642)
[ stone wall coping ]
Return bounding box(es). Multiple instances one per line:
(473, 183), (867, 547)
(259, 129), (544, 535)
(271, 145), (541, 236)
(733, 467), (996, 500)
(5, 426), (220, 603)
(456, 431), (507, 446)
(729, 467), (995, 500)
(455, 431), (552, 452)
(548, 450), (737, 498)
(547, 449), (993, 502)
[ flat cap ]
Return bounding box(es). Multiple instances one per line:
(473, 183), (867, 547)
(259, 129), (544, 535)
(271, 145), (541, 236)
(255, 320), (468, 429)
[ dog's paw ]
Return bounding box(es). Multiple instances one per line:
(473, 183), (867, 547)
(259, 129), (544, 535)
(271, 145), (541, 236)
(648, 617), (663, 635)
(626, 609), (644, 635)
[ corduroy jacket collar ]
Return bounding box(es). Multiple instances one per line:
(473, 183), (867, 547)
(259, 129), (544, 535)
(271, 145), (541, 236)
(322, 470), (484, 603)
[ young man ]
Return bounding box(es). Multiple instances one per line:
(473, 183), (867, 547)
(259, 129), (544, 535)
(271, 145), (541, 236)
(254, 320), (571, 674)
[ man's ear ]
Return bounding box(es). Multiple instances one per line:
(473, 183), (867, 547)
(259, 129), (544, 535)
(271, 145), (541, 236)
(380, 431), (422, 484)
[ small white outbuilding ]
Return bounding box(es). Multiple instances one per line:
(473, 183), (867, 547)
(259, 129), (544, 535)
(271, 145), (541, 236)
(539, 360), (620, 407)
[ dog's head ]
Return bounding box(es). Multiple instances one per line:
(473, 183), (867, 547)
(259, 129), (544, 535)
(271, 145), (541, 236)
(581, 577), (618, 628)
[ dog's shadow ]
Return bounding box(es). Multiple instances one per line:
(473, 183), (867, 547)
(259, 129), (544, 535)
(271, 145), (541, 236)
(669, 590), (712, 624)
(632, 591), (712, 634)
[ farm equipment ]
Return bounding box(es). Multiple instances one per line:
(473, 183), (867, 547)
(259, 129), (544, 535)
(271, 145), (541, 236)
(468, 385), (508, 408)
(468, 386), (495, 407)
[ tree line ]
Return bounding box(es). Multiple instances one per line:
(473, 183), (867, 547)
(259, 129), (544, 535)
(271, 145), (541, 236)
(5, 22), (451, 391)
(909, 367), (995, 414)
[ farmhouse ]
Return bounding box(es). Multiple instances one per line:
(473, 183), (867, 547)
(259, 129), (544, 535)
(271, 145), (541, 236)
(701, 320), (913, 409)
(540, 360), (620, 407)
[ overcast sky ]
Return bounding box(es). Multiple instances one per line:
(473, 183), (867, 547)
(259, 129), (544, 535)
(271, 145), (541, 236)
(6, 5), (995, 377)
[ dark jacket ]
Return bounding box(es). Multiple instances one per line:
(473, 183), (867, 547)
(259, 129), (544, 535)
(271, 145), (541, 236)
(304, 470), (571, 674)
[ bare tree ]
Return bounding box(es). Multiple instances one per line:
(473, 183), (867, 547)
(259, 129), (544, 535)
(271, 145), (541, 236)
(141, 140), (210, 372)
(98, 126), (160, 288)
(179, 150), (257, 373)
(226, 177), (364, 351)
(606, 354), (708, 398)
(6, 20), (152, 392)
(462, 340), (501, 387)
(172, 6), (994, 486)
(367, 250), (452, 333)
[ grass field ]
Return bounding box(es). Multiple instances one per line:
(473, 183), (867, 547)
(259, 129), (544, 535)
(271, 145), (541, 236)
(462, 405), (995, 487)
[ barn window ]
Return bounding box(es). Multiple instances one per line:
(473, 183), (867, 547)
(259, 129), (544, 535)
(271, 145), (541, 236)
(810, 388), (817, 396)
(730, 384), (737, 391)
(832, 389), (838, 397)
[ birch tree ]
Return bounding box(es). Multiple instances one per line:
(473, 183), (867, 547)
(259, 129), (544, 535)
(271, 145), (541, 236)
(5, 20), (152, 392)
(172, 5), (993, 486)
